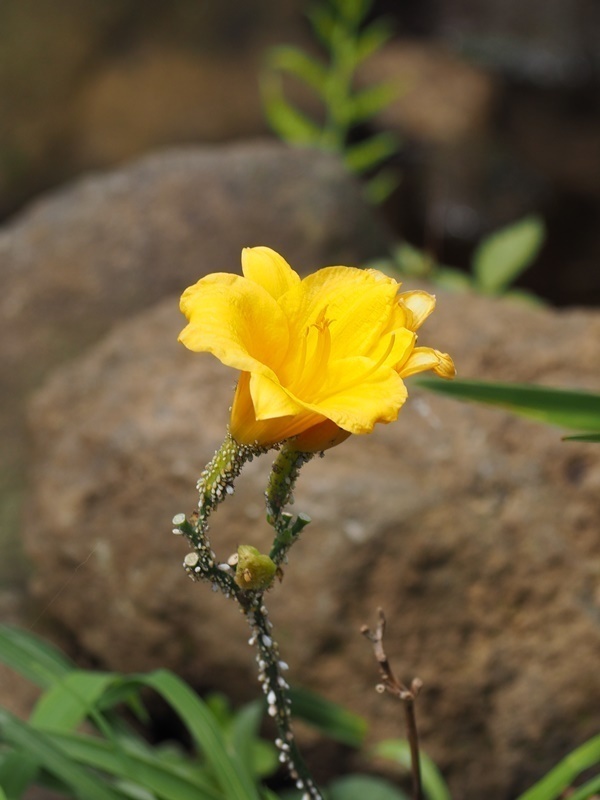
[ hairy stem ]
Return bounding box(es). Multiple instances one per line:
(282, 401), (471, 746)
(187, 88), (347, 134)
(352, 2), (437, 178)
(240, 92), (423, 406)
(266, 444), (314, 566)
(240, 594), (324, 800)
(173, 432), (264, 594)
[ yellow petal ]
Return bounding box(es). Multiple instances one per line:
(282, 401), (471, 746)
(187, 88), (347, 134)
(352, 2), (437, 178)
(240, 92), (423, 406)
(397, 290), (436, 331)
(249, 372), (303, 420)
(304, 358), (408, 434)
(398, 346), (456, 379)
(432, 350), (456, 379)
(179, 273), (288, 376)
(230, 373), (324, 446)
(241, 246), (301, 300)
(279, 267), (400, 365)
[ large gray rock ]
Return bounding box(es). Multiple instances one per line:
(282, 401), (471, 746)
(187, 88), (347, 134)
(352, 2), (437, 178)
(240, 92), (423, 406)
(24, 288), (600, 799)
(0, 142), (390, 580)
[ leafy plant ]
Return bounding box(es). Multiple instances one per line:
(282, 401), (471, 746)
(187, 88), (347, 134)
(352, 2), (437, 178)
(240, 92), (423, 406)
(261, 0), (400, 203)
(0, 625), (366, 800)
(0, 624), (267, 800)
(383, 215), (546, 299)
(1, 624), (599, 799)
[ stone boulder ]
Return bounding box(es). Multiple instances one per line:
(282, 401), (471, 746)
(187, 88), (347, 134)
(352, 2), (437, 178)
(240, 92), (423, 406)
(23, 288), (600, 799)
(0, 142), (390, 580)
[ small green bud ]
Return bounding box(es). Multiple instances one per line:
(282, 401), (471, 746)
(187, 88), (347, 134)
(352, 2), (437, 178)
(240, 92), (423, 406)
(235, 545), (276, 591)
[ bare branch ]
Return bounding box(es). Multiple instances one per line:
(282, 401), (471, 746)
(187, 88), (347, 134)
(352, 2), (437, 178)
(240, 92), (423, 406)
(362, 607), (424, 800)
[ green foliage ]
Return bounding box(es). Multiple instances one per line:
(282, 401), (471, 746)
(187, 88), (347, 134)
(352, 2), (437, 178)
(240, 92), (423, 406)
(417, 379), (600, 441)
(262, 0), (400, 203)
(0, 625), (268, 800)
(287, 686), (367, 748)
(381, 215), (546, 299)
(0, 625), (365, 799)
(372, 739), (451, 800)
(327, 774), (409, 800)
(472, 215), (546, 295)
(517, 735), (600, 800)
(2, 628), (599, 799)
(280, 775), (409, 800)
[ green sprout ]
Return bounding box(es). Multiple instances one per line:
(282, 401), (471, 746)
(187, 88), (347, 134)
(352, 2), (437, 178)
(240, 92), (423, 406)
(380, 215), (547, 301)
(261, 0), (401, 203)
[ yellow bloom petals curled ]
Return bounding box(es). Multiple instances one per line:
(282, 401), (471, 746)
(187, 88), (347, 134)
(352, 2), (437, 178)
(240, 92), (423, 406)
(179, 247), (455, 451)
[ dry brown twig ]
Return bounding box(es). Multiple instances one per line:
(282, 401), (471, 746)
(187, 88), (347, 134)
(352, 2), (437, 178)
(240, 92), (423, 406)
(361, 607), (424, 800)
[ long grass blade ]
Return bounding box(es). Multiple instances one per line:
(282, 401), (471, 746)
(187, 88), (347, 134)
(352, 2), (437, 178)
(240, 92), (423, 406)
(47, 730), (221, 800)
(0, 707), (125, 800)
(517, 735), (600, 800)
(31, 671), (117, 731)
(417, 379), (600, 432)
(137, 670), (261, 800)
(0, 625), (73, 688)
(289, 686), (367, 747)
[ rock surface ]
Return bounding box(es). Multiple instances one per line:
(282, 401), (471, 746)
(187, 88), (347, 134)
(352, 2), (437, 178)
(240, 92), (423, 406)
(0, 142), (390, 580)
(24, 290), (600, 799)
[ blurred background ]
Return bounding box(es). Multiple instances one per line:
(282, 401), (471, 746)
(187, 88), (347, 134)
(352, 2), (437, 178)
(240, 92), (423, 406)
(1, 6), (600, 797)
(1, 0), (599, 306)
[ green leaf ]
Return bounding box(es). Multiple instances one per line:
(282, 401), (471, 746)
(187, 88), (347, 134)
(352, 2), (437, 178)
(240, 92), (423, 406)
(349, 82), (397, 123)
(372, 739), (451, 800)
(31, 671), (117, 731)
(260, 790), (281, 800)
(230, 701), (277, 780)
(0, 707), (125, 800)
(289, 686), (367, 747)
(416, 379), (600, 433)
(563, 432), (600, 442)
(434, 267), (473, 291)
(0, 749), (40, 798)
(517, 735), (600, 800)
(356, 19), (394, 63)
(568, 774), (600, 800)
(333, 0), (373, 27)
(472, 215), (546, 294)
(392, 242), (433, 278)
(328, 774), (409, 800)
(261, 74), (322, 145)
(344, 132), (399, 173)
(0, 624), (74, 688)
(502, 288), (545, 307)
(138, 670), (261, 800)
(267, 46), (328, 96)
(365, 168), (400, 204)
(0, 785), (6, 800)
(306, 5), (336, 48)
(46, 730), (221, 800)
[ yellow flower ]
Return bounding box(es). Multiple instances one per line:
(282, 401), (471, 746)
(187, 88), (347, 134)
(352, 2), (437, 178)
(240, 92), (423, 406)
(179, 247), (455, 451)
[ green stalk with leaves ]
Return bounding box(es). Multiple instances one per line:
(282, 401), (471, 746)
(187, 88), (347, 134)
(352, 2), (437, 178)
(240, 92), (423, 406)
(262, 0), (400, 203)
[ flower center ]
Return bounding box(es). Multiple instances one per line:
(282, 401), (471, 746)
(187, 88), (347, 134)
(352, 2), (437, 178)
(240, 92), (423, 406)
(287, 306), (334, 396)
